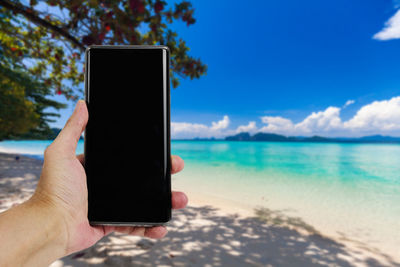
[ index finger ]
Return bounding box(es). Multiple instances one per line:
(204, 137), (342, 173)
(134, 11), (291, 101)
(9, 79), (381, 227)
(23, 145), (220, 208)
(171, 155), (184, 174)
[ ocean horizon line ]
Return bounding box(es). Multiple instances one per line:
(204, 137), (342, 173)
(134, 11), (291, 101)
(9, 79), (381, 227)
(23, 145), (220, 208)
(172, 132), (400, 144)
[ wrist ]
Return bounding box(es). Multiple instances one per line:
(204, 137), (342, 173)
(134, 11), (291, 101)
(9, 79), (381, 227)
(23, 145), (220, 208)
(0, 195), (69, 266)
(26, 193), (70, 258)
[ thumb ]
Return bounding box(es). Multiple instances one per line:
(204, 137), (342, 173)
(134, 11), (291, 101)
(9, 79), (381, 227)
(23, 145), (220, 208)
(52, 100), (88, 156)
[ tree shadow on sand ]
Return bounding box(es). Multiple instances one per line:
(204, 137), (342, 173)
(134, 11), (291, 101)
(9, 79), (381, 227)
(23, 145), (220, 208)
(58, 206), (400, 267)
(0, 153), (42, 211)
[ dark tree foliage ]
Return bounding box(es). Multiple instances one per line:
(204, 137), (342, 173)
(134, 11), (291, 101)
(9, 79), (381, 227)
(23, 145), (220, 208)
(0, 50), (65, 139)
(0, 0), (206, 139)
(0, 0), (206, 96)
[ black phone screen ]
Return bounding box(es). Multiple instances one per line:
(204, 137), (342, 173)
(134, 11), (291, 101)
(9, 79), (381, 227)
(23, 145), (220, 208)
(84, 46), (171, 224)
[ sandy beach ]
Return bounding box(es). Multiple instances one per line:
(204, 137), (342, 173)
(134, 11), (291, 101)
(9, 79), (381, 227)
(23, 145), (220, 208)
(0, 152), (398, 267)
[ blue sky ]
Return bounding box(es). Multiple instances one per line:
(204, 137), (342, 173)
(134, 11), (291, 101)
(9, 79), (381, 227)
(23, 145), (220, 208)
(51, 0), (400, 138)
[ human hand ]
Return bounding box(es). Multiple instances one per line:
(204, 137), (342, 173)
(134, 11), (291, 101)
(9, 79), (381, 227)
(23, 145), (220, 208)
(33, 100), (188, 256)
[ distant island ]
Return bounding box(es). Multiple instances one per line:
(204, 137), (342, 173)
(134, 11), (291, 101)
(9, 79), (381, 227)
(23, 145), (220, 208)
(4, 128), (399, 144)
(226, 132), (400, 143)
(175, 132), (400, 144)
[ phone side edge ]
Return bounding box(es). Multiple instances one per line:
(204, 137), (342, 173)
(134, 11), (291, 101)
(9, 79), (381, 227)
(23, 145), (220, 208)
(164, 46), (172, 223)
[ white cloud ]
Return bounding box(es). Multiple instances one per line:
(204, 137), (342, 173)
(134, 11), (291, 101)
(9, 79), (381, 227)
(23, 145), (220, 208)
(171, 115), (230, 139)
(295, 107), (342, 134)
(211, 115), (230, 130)
(171, 122), (208, 137)
(235, 121), (258, 134)
(343, 100), (355, 108)
(344, 96), (400, 133)
(171, 96), (400, 139)
(259, 96), (400, 137)
(373, 10), (400, 41)
(259, 116), (295, 134)
(259, 107), (343, 136)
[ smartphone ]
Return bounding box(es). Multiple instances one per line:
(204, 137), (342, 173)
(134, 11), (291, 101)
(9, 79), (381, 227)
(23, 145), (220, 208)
(84, 45), (171, 226)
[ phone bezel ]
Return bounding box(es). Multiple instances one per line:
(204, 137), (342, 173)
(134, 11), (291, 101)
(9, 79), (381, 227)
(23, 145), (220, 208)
(84, 45), (171, 226)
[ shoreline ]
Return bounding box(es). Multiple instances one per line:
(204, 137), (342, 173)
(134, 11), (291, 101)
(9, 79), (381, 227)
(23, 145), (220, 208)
(172, 158), (400, 266)
(0, 152), (399, 266)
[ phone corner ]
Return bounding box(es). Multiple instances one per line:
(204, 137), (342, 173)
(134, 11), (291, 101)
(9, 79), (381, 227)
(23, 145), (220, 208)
(85, 45), (97, 55)
(160, 209), (172, 224)
(159, 45), (170, 53)
(161, 217), (172, 224)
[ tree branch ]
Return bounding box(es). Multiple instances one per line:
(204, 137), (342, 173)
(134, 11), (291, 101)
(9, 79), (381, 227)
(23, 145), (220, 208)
(0, 0), (85, 51)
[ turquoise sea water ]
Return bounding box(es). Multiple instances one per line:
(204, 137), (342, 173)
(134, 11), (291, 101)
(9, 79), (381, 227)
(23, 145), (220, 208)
(172, 141), (400, 255)
(1, 140), (399, 252)
(1, 140), (399, 203)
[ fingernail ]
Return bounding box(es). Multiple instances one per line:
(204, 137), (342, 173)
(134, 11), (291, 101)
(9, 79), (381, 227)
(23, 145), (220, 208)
(171, 156), (178, 172)
(74, 100), (84, 113)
